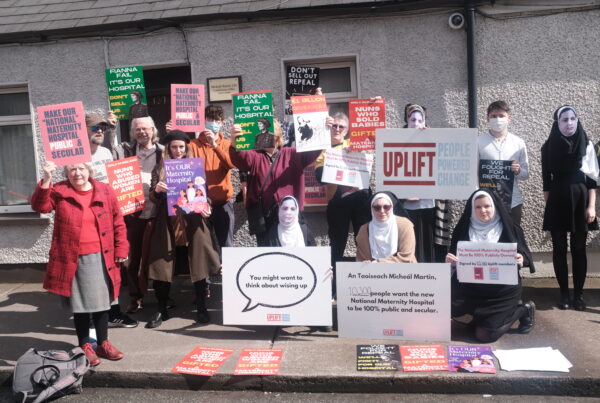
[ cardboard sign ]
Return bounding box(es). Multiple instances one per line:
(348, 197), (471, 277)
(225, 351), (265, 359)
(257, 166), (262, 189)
(105, 157), (145, 215)
(286, 66), (319, 99)
(233, 349), (284, 375)
(357, 345), (401, 371)
(291, 95), (331, 152)
(349, 98), (386, 151)
(448, 345), (496, 373)
(321, 148), (373, 190)
(400, 345), (449, 371)
(222, 247), (332, 326)
(456, 241), (518, 285)
(105, 66), (147, 120)
(479, 159), (514, 211)
(171, 346), (234, 376)
(232, 90), (274, 150)
(36, 101), (91, 167)
(164, 158), (209, 216)
(170, 84), (205, 132)
(336, 262), (451, 341)
(303, 162), (328, 206)
(375, 128), (478, 199)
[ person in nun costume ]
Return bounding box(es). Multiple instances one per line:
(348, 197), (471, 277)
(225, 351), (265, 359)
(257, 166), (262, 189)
(446, 189), (536, 342)
(541, 105), (598, 311)
(265, 196), (316, 246)
(356, 192), (416, 263)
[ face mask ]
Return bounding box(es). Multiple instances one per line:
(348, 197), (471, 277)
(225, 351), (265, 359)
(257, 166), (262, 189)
(205, 121), (221, 133)
(488, 117), (508, 133)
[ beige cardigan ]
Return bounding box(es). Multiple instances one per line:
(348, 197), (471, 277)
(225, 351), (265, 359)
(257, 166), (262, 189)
(355, 216), (417, 263)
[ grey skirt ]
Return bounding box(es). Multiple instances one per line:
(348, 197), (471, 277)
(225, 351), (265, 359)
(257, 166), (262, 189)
(61, 252), (114, 313)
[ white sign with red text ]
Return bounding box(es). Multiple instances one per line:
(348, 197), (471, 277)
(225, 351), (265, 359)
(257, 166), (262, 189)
(375, 128), (478, 199)
(456, 241), (519, 285)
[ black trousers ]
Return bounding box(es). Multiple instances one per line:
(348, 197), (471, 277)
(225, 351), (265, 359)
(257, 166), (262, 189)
(551, 231), (588, 296)
(210, 201), (234, 247)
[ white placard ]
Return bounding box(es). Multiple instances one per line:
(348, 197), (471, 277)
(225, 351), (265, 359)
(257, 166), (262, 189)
(375, 128), (478, 199)
(321, 148), (373, 189)
(222, 247), (332, 326)
(456, 241), (518, 285)
(336, 262), (451, 341)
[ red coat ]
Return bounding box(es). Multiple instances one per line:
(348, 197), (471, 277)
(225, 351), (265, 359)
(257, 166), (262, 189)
(30, 178), (129, 297)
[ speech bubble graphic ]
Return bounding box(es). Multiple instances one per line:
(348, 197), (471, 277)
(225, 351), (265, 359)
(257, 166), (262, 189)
(236, 252), (316, 312)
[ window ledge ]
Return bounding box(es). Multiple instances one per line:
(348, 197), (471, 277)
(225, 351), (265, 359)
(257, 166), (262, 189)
(0, 213), (50, 225)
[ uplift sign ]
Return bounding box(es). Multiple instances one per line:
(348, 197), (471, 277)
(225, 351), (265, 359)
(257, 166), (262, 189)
(375, 128), (478, 199)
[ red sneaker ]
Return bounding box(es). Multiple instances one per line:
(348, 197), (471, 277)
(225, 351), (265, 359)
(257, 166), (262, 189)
(81, 342), (101, 367)
(96, 340), (124, 361)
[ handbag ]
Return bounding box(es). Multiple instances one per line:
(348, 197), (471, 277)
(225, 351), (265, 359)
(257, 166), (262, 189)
(247, 152), (279, 235)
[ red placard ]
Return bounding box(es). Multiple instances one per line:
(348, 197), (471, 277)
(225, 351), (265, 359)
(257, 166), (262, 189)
(400, 345), (449, 371)
(105, 156), (145, 216)
(36, 101), (91, 166)
(290, 95), (327, 114)
(170, 84), (205, 132)
(233, 348), (283, 375)
(171, 346), (234, 376)
(349, 98), (386, 151)
(303, 162), (328, 206)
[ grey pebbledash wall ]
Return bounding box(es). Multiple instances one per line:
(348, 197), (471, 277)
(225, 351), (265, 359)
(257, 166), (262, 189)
(1, 8), (599, 268)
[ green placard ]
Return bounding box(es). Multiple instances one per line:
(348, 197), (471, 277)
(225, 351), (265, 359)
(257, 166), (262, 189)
(105, 66), (147, 121)
(232, 90), (274, 150)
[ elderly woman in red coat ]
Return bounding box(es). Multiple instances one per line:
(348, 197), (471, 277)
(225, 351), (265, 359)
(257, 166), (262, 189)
(31, 161), (129, 367)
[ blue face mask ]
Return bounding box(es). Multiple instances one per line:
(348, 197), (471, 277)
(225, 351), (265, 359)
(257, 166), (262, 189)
(205, 121), (221, 133)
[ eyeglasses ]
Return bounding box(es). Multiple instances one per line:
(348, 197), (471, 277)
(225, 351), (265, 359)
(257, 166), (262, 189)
(372, 204), (392, 212)
(90, 124), (108, 132)
(332, 124), (346, 130)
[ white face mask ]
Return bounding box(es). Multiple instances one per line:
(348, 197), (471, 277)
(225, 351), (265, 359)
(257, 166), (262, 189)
(488, 117), (509, 133)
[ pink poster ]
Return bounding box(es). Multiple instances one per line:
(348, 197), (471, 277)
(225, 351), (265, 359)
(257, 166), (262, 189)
(170, 84), (205, 132)
(36, 101), (91, 166)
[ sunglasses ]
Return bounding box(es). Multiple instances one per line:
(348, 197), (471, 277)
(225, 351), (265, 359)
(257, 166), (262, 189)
(372, 204), (392, 212)
(90, 124), (108, 132)
(332, 124), (346, 130)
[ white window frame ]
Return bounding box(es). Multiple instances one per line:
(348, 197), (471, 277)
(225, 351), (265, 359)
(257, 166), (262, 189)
(0, 85), (36, 213)
(281, 55), (360, 107)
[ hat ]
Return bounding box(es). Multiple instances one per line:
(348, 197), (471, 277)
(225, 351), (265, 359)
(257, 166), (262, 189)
(85, 113), (108, 127)
(163, 130), (190, 144)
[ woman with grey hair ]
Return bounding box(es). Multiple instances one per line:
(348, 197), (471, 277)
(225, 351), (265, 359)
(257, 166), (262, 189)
(31, 160), (129, 367)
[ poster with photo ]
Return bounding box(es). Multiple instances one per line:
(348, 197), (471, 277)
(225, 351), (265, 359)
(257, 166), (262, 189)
(105, 66), (147, 120)
(479, 159), (514, 211)
(232, 90), (274, 150)
(448, 345), (496, 373)
(357, 345), (401, 371)
(164, 158), (208, 216)
(291, 95), (330, 152)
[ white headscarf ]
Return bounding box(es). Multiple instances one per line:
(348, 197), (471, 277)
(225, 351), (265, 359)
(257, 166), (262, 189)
(468, 190), (503, 243)
(277, 196), (305, 247)
(368, 193), (398, 259)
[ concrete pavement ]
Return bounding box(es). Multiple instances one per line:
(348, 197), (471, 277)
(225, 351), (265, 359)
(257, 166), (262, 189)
(1, 265), (599, 397)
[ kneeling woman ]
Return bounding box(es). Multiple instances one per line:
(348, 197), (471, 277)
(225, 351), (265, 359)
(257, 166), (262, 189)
(146, 131), (221, 328)
(356, 192), (417, 263)
(446, 189), (535, 342)
(265, 196), (316, 247)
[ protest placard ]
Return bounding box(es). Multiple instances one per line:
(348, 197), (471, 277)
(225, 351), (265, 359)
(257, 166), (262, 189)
(349, 98), (386, 151)
(171, 346), (234, 376)
(304, 162), (328, 207)
(291, 95), (330, 152)
(375, 128), (478, 199)
(321, 148), (373, 190)
(456, 241), (518, 285)
(170, 84), (205, 132)
(336, 262), (450, 341)
(356, 345), (401, 371)
(105, 66), (146, 120)
(400, 345), (448, 371)
(479, 159), (514, 211)
(286, 66), (319, 99)
(222, 247), (332, 326)
(36, 101), (91, 167)
(233, 349), (284, 375)
(105, 157), (145, 215)
(164, 158), (208, 217)
(232, 90), (274, 150)
(448, 345), (496, 373)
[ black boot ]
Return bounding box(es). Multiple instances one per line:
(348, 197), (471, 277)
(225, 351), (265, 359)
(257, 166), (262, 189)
(557, 291), (570, 310)
(573, 293), (586, 311)
(194, 280), (210, 324)
(518, 301), (535, 334)
(146, 299), (169, 329)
